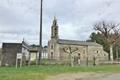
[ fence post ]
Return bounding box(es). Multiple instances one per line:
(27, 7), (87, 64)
(93, 56), (96, 66)
(86, 57), (88, 66)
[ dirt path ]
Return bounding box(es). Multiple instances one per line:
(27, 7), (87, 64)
(95, 73), (120, 80)
(46, 73), (120, 80)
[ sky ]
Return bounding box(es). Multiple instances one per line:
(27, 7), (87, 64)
(0, 0), (120, 47)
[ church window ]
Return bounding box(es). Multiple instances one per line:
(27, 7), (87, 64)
(51, 45), (53, 49)
(51, 52), (53, 59)
(78, 53), (80, 59)
(54, 27), (57, 31)
(54, 28), (57, 36)
(104, 54), (106, 56)
(97, 51), (99, 53)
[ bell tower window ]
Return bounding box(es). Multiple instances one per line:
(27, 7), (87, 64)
(51, 17), (59, 39)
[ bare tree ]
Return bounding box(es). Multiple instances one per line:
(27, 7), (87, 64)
(63, 46), (78, 67)
(115, 38), (120, 60)
(94, 21), (120, 61)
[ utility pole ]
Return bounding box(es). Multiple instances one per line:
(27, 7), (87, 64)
(39, 0), (43, 65)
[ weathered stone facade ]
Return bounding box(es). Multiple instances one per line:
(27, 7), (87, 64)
(1, 41), (29, 66)
(48, 18), (108, 64)
(1, 41), (48, 66)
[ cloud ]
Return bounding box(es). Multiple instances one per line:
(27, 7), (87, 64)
(0, 0), (120, 47)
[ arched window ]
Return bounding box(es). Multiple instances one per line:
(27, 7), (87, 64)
(78, 53), (80, 59)
(97, 51), (99, 53)
(51, 45), (53, 49)
(51, 52), (53, 59)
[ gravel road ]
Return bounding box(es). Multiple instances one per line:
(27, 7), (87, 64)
(47, 73), (120, 80)
(92, 73), (120, 80)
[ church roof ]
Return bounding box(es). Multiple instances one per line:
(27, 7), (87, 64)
(58, 39), (102, 47)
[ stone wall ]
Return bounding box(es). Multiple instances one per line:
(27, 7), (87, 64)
(59, 44), (87, 60)
(48, 39), (59, 60)
(1, 43), (22, 66)
(88, 46), (108, 61)
(48, 42), (108, 65)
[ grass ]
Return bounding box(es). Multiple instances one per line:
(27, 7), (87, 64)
(0, 65), (120, 80)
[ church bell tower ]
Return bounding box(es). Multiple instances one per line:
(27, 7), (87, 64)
(51, 17), (59, 40)
(48, 17), (59, 60)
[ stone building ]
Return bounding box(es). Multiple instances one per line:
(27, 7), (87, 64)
(29, 45), (39, 62)
(0, 48), (2, 66)
(1, 41), (29, 66)
(1, 40), (48, 66)
(48, 17), (108, 64)
(29, 45), (48, 64)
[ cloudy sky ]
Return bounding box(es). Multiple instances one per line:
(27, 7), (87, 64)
(0, 0), (120, 47)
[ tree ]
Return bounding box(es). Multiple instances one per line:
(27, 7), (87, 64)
(88, 32), (120, 60)
(114, 38), (120, 60)
(93, 21), (120, 61)
(88, 32), (109, 53)
(63, 46), (78, 67)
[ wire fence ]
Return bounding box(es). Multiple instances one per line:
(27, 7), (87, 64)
(40, 56), (110, 66)
(28, 54), (120, 66)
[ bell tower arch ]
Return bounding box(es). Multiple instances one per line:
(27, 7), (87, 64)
(51, 17), (59, 40)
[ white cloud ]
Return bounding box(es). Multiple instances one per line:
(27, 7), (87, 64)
(0, 0), (120, 47)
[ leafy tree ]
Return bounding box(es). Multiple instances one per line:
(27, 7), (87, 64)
(91, 32), (109, 51)
(87, 32), (109, 58)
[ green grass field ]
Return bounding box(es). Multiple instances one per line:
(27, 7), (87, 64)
(0, 65), (120, 80)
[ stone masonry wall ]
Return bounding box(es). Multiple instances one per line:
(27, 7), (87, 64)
(1, 43), (22, 66)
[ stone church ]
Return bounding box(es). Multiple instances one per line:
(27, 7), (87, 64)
(48, 17), (108, 64)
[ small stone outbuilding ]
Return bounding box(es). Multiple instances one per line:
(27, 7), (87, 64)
(1, 41), (29, 66)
